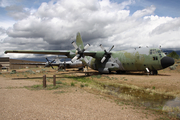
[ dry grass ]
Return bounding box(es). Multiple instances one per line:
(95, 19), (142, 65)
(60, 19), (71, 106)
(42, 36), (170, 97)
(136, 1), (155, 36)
(2, 63), (180, 97)
(1, 63), (180, 119)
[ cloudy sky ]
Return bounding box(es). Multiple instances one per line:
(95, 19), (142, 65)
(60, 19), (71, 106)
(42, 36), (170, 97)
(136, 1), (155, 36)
(0, 0), (180, 60)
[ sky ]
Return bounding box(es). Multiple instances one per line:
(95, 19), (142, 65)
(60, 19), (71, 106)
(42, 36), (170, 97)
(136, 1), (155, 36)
(0, 0), (180, 60)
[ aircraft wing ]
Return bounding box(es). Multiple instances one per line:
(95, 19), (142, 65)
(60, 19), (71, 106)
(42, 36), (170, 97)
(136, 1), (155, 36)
(84, 51), (96, 57)
(4, 50), (70, 56)
(5, 50), (97, 57)
(11, 62), (72, 66)
(12, 63), (46, 65)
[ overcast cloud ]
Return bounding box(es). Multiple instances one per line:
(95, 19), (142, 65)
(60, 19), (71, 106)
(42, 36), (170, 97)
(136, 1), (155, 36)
(0, 0), (180, 59)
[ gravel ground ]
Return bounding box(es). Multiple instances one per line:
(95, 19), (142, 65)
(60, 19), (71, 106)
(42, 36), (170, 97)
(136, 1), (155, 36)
(0, 76), (158, 120)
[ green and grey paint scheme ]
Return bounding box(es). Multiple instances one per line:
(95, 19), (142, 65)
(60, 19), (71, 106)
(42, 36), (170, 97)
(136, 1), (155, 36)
(5, 33), (174, 74)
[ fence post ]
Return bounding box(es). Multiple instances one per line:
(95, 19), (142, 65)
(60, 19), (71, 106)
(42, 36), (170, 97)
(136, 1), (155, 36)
(53, 75), (56, 86)
(43, 75), (46, 88)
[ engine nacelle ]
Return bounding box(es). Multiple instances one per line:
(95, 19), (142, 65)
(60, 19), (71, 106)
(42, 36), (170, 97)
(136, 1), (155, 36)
(98, 62), (120, 73)
(98, 68), (109, 73)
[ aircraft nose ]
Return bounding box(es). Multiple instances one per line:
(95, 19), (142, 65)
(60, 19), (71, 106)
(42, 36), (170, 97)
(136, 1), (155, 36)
(161, 56), (175, 68)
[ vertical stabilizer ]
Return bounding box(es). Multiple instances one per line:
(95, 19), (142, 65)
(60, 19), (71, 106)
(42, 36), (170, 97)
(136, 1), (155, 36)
(76, 32), (84, 50)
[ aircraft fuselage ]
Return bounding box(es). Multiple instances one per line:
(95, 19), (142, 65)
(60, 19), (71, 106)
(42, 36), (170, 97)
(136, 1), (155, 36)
(86, 48), (174, 74)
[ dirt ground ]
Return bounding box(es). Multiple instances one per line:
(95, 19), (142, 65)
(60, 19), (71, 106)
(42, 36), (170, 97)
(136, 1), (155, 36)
(0, 67), (180, 120)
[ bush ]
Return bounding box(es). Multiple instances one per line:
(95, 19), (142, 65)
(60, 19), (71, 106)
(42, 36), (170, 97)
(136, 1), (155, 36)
(167, 51), (179, 59)
(10, 70), (16, 74)
(71, 82), (75, 86)
(169, 65), (176, 70)
(80, 84), (84, 88)
(41, 69), (46, 73)
(25, 70), (35, 74)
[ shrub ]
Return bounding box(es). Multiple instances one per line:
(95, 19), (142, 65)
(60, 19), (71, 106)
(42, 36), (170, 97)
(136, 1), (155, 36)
(56, 81), (63, 84)
(71, 82), (75, 86)
(169, 65), (176, 70)
(10, 70), (16, 74)
(80, 84), (84, 88)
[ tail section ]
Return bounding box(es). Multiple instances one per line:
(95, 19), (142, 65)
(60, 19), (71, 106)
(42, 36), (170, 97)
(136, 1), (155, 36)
(76, 32), (84, 50)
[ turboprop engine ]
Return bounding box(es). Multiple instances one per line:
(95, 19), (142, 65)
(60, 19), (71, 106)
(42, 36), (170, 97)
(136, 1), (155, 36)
(98, 62), (119, 73)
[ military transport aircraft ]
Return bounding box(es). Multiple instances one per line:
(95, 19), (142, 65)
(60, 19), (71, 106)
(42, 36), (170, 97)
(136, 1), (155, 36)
(12, 57), (84, 70)
(5, 33), (174, 74)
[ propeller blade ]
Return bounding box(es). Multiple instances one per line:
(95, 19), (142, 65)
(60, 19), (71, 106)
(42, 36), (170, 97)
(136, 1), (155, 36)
(83, 57), (89, 64)
(109, 45), (114, 52)
(46, 58), (50, 63)
(50, 65), (54, 69)
(72, 41), (78, 50)
(45, 58), (54, 69)
(101, 56), (106, 63)
(51, 60), (55, 63)
(71, 55), (79, 63)
(99, 44), (105, 51)
(83, 44), (90, 51)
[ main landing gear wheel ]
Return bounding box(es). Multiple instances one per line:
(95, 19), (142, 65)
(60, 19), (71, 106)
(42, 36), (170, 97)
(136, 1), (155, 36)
(150, 70), (158, 75)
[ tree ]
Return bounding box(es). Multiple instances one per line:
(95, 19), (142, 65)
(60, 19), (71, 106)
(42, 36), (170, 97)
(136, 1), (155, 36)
(167, 51), (179, 59)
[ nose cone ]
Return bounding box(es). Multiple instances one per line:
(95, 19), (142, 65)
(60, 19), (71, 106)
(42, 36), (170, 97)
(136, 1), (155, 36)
(161, 56), (175, 68)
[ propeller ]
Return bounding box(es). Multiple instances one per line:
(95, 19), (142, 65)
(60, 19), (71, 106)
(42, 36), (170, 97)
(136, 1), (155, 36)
(99, 44), (115, 63)
(58, 58), (66, 71)
(71, 41), (90, 64)
(45, 58), (55, 69)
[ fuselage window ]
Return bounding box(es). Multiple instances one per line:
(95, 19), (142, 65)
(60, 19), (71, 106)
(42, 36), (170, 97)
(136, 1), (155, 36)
(153, 56), (158, 60)
(157, 50), (161, 54)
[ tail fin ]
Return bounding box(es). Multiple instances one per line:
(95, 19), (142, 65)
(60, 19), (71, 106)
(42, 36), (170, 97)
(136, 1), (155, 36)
(76, 32), (84, 50)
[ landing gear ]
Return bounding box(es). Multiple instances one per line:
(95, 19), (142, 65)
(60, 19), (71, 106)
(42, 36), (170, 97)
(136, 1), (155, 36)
(150, 70), (158, 75)
(116, 70), (126, 74)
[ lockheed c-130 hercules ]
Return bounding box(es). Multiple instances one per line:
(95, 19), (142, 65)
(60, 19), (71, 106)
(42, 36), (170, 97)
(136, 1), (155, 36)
(5, 33), (174, 74)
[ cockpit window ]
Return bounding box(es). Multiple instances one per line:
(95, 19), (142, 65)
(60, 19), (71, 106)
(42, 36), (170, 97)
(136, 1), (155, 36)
(157, 50), (161, 54)
(150, 49), (156, 54)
